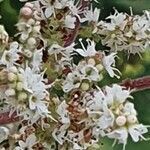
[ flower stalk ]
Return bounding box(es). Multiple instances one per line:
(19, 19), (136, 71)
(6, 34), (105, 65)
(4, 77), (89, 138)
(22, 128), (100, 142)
(121, 76), (150, 92)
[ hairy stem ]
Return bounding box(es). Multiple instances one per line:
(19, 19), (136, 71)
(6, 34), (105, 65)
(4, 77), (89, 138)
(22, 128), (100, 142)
(0, 111), (19, 125)
(121, 76), (150, 92)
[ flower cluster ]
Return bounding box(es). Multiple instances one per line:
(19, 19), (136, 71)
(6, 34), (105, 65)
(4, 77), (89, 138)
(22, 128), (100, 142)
(93, 9), (150, 55)
(53, 84), (149, 150)
(0, 0), (149, 150)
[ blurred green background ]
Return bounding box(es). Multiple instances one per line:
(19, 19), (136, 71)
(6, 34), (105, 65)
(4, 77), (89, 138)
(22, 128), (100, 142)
(0, 0), (150, 149)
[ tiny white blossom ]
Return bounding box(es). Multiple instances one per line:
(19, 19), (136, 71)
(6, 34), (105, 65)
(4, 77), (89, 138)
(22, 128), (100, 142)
(31, 49), (43, 72)
(64, 15), (76, 29)
(107, 124), (149, 150)
(105, 84), (132, 106)
(0, 126), (9, 143)
(80, 64), (100, 81)
(102, 53), (121, 78)
(63, 71), (81, 92)
(74, 39), (97, 57)
(15, 134), (37, 150)
(0, 42), (21, 68)
(81, 7), (100, 23)
(56, 101), (70, 124)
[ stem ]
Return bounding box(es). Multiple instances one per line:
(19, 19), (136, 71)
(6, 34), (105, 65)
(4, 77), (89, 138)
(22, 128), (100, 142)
(121, 76), (150, 92)
(0, 111), (19, 125)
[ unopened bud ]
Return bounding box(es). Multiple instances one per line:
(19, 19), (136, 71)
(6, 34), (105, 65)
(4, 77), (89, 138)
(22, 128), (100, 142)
(5, 89), (16, 96)
(88, 58), (96, 66)
(96, 64), (103, 72)
(16, 82), (23, 91)
(8, 72), (17, 82)
(20, 6), (33, 19)
(81, 82), (90, 91)
(116, 115), (126, 126)
(17, 73), (24, 81)
(127, 115), (137, 124)
(18, 92), (27, 101)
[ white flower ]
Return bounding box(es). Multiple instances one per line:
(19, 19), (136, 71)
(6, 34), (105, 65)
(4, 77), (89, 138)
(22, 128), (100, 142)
(74, 39), (97, 57)
(48, 42), (75, 60)
(31, 49), (43, 72)
(80, 64), (100, 81)
(63, 71), (81, 92)
(19, 67), (51, 118)
(0, 42), (21, 68)
(107, 127), (128, 150)
(52, 124), (69, 145)
(128, 124), (149, 142)
(107, 124), (149, 150)
(16, 22), (32, 41)
(97, 108), (115, 130)
(15, 134), (37, 150)
(68, 0), (84, 20)
(81, 7), (100, 23)
(40, 0), (63, 18)
(123, 102), (137, 116)
(19, 67), (46, 97)
(105, 84), (132, 106)
(85, 90), (105, 112)
(64, 15), (76, 29)
(56, 101), (70, 124)
(0, 126), (9, 143)
(102, 53), (121, 78)
(29, 97), (50, 117)
(106, 9), (127, 30)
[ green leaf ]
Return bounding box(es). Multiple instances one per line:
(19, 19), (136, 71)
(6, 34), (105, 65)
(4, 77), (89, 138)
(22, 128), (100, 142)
(0, 0), (18, 36)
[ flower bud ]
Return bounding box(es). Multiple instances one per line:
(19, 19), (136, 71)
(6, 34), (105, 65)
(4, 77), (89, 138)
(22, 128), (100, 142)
(18, 92), (27, 101)
(96, 64), (103, 72)
(111, 33), (116, 39)
(27, 37), (36, 48)
(8, 72), (17, 82)
(5, 89), (16, 96)
(88, 58), (96, 66)
(20, 6), (33, 19)
(127, 115), (137, 124)
(81, 82), (90, 91)
(116, 115), (126, 126)
(17, 73), (24, 81)
(16, 82), (23, 91)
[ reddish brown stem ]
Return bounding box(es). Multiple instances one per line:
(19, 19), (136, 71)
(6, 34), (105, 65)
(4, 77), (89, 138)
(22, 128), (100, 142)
(121, 76), (150, 92)
(0, 111), (20, 125)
